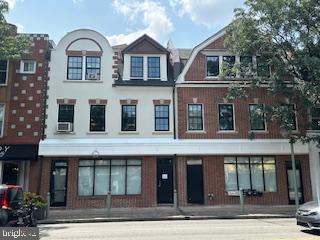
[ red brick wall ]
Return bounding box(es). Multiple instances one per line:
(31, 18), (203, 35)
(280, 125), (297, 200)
(177, 87), (307, 139)
(185, 35), (226, 81)
(39, 156), (157, 209)
(177, 154), (311, 206)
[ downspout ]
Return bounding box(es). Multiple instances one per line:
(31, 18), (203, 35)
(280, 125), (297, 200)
(172, 82), (179, 209)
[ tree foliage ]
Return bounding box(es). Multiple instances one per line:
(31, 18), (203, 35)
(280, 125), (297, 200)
(225, 0), (320, 143)
(0, 0), (30, 60)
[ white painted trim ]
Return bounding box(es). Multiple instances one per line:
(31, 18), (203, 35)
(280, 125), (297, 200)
(176, 28), (227, 83)
(218, 103), (235, 131)
(248, 103), (267, 132)
(20, 60), (37, 74)
(39, 138), (309, 156)
(0, 60), (9, 86)
(187, 103), (205, 132)
(0, 103), (5, 138)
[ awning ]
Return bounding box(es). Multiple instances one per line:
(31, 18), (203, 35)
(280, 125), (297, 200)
(0, 144), (38, 161)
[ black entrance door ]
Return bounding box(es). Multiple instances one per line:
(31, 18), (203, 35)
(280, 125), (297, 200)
(187, 160), (204, 204)
(286, 160), (304, 204)
(157, 158), (173, 204)
(50, 161), (68, 207)
(2, 162), (19, 185)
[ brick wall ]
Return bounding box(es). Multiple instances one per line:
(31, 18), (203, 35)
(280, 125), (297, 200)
(177, 154), (311, 206)
(38, 156), (157, 209)
(177, 87), (307, 139)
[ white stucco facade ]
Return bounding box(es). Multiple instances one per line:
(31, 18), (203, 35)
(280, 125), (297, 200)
(44, 29), (174, 145)
(308, 132), (320, 201)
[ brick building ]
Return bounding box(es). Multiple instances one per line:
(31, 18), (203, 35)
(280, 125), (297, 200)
(0, 25), (53, 191)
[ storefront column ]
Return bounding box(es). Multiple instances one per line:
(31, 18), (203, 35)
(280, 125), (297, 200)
(0, 161), (3, 183)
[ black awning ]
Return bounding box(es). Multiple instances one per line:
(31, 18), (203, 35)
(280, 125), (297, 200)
(0, 144), (38, 161)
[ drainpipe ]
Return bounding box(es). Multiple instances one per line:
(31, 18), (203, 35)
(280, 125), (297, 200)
(172, 83), (179, 209)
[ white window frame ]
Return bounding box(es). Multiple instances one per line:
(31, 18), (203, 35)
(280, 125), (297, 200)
(0, 103), (5, 138)
(20, 60), (36, 74)
(218, 103), (236, 132)
(0, 60), (9, 85)
(187, 103), (205, 132)
(248, 103), (267, 132)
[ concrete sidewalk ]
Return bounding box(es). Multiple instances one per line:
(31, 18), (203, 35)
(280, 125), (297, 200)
(39, 205), (297, 224)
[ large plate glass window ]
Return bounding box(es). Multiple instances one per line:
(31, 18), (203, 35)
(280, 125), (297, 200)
(130, 56), (143, 78)
(67, 56), (82, 80)
(86, 57), (101, 80)
(206, 56), (219, 77)
(155, 105), (169, 131)
(0, 60), (8, 84)
(188, 104), (203, 131)
(219, 104), (234, 131)
(122, 105), (136, 131)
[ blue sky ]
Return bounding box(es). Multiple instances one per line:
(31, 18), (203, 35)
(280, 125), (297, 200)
(5, 0), (245, 48)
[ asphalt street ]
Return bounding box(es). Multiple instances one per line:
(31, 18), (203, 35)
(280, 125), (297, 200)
(40, 218), (320, 240)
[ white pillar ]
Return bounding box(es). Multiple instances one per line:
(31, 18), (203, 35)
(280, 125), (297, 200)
(0, 161), (3, 184)
(308, 141), (320, 202)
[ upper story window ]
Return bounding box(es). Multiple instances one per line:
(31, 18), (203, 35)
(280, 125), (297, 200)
(20, 60), (36, 74)
(122, 105), (136, 131)
(281, 104), (297, 131)
(67, 56), (82, 80)
(222, 56), (236, 77)
(219, 104), (234, 131)
(0, 104), (4, 137)
(155, 105), (169, 131)
(0, 60), (8, 85)
(130, 56), (143, 78)
(311, 107), (320, 130)
(249, 104), (266, 131)
(86, 57), (101, 80)
(257, 56), (270, 77)
(239, 56), (254, 78)
(58, 105), (74, 124)
(148, 57), (160, 78)
(90, 105), (105, 132)
(188, 104), (203, 131)
(206, 56), (219, 77)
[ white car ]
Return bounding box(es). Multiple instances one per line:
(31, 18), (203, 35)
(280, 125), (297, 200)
(296, 201), (320, 230)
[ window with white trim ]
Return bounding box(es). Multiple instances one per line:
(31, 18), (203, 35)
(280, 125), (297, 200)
(188, 104), (203, 131)
(311, 107), (320, 130)
(206, 56), (219, 77)
(20, 60), (36, 74)
(219, 104), (234, 131)
(249, 104), (266, 131)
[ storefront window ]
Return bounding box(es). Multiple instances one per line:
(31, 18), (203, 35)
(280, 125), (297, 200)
(78, 159), (142, 196)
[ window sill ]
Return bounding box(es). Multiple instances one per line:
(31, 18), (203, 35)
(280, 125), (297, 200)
(118, 131), (139, 135)
(217, 130), (238, 134)
(249, 130), (268, 133)
(86, 131), (108, 135)
(0, 83), (8, 87)
(186, 130), (207, 134)
(19, 72), (36, 74)
(63, 80), (103, 83)
(54, 131), (76, 135)
(152, 131), (173, 135)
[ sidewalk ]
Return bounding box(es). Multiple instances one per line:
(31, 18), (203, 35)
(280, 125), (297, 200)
(39, 205), (297, 224)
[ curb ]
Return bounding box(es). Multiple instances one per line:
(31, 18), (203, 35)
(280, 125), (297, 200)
(39, 214), (295, 225)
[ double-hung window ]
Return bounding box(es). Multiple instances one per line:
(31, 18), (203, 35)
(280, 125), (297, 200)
(148, 57), (160, 78)
(188, 104), (203, 131)
(122, 105), (136, 131)
(155, 105), (169, 131)
(130, 56), (143, 78)
(0, 60), (8, 84)
(20, 60), (36, 74)
(58, 105), (74, 124)
(0, 104), (4, 137)
(86, 57), (101, 80)
(224, 156), (277, 192)
(249, 104), (266, 131)
(222, 56), (236, 77)
(90, 105), (105, 132)
(67, 56), (82, 80)
(311, 107), (320, 130)
(206, 56), (219, 77)
(78, 159), (142, 196)
(239, 56), (253, 78)
(219, 104), (234, 131)
(257, 56), (270, 77)
(280, 104), (297, 131)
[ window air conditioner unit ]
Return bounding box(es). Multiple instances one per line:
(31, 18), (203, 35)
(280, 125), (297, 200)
(57, 122), (73, 132)
(87, 73), (99, 80)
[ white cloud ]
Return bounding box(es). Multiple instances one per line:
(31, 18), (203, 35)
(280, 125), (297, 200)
(72, 0), (83, 3)
(5, 0), (24, 9)
(107, 0), (174, 46)
(170, 0), (244, 28)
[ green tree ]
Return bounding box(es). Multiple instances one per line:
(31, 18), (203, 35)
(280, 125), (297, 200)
(225, 0), (320, 143)
(0, 0), (30, 60)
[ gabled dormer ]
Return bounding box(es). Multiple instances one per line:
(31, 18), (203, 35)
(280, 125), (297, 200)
(114, 34), (173, 86)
